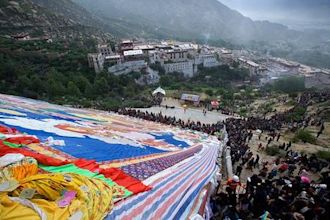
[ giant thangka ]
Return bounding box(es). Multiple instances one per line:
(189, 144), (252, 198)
(0, 94), (224, 220)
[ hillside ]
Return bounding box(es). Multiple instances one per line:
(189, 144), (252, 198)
(0, 0), (111, 38)
(30, 0), (114, 32)
(74, 0), (297, 43)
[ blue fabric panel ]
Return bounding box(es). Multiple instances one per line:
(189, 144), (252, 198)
(152, 133), (189, 148)
(0, 122), (165, 162)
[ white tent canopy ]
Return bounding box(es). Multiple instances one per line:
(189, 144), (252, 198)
(152, 87), (166, 96)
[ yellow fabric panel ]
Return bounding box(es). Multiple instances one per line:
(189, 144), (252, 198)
(6, 173), (113, 220)
(0, 194), (40, 220)
(0, 157), (38, 184)
(32, 198), (85, 220)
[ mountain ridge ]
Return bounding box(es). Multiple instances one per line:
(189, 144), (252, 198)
(218, 0), (330, 30)
(73, 0), (297, 43)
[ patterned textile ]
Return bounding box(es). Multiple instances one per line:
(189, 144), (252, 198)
(39, 164), (132, 200)
(0, 157), (38, 183)
(121, 145), (203, 180)
(106, 142), (220, 220)
(0, 94), (224, 218)
(3, 173), (114, 220)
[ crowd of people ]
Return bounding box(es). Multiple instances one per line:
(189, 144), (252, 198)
(117, 91), (329, 219)
(211, 149), (330, 220)
(116, 108), (224, 135)
(212, 91), (330, 220)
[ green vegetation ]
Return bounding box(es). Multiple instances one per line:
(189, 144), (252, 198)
(292, 129), (317, 144)
(159, 66), (248, 92)
(273, 76), (305, 94)
(285, 106), (307, 122)
(195, 65), (249, 83)
(265, 145), (287, 157)
(0, 38), (150, 110)
(265, 146), (280, 156)
(260, 102), (274, 114)
(0, 0), (8, 7)
(0, 36), (251, 111)
(149, 62), (165, 75)
(239, 107), (247, 117)
(316, 150), (330, 160)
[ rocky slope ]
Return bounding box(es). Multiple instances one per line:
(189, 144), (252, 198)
(0, 0), (111, 39)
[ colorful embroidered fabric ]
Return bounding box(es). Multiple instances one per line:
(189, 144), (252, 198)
(0, 139), (150, 199)
(0, 143), (70, 167)
(39, 164), (132, 200)
(0, 94), (224, 219)
(2, 173), (114, 220)
(106, 142), (220, 220)
(0, 157), (38, 184)
(121, 145), (203, 180)
(74, 159), (152, 195)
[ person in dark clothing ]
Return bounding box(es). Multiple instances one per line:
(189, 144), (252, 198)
(277, 133), (281, 142)
(254, 155), (260, 168)
(285, 141), (292, 151)
(247, 158), (255, 170)
(267, 138), (272, 146)
(253, 186), (268, 217)
(236, 164), (243, 177)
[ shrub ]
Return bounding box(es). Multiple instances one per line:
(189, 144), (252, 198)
(292, 130), (317, 144)
(265, 146), (280, 156)
(273, 76), (305, 94)
(205, 89), (214, 97)
(286, 106), (306, 122)
(316, 151), (330, 160)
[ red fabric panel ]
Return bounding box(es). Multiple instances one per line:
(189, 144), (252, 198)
(4, 136), (40, 145)
(0, 124), (151, 195)
(100, 167), (152, 194)
(0, 125), (17, 134)
(0, 142), (69, 166)
(74, 158), (100, 172)
(74, 158), (151, 194)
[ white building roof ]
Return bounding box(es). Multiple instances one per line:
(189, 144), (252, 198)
(152, 87), (166, 96)
(177, 44), (195, 50)
(246, 61), (260, 68)
(105, 55), (121, 59)
(133, 45), (155, 50)
(220, 49), (232, 54)
(98, 44), (109, 48)
(123, 50), (143, 56)
(122, 40), (133, 44)
(181, 94), (200, 102)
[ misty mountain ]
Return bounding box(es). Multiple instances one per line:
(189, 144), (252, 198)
(219, 0), (330, 30)
(73, 0), (298, 44)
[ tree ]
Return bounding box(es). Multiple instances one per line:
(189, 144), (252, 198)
(30, 75), (46, 97)
(93, 77), (110, 95)
(67, 81), (81, 97)
(205, 89), (214, 96)
(84, 81), (94, 98)
(47, 79), (66, 99)
(72, 75), (89, 93)
(273, 77), (305, 94)
(293, 130), (316, 144)
(16, 75), (31, 94)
